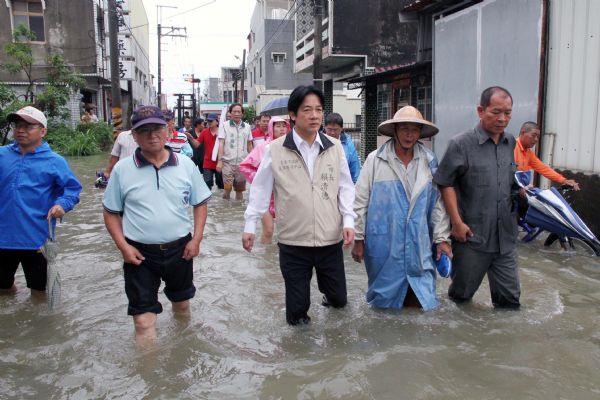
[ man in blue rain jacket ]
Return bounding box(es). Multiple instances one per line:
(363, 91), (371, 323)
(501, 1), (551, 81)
(0, 106), (81, 299)
(352, 106), (451, 310)
(324, 113), (361, 183)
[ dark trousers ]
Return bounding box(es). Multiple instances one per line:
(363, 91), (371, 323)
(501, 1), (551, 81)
(448, 243), (520, 308)
(124, 235), (196, 316)
(278, 241), (347, 325)
(203, 168), (224, 190)
(0, 249), (47, 291)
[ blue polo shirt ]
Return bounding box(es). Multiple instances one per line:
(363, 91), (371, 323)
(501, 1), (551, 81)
(103, 147), (211, 244)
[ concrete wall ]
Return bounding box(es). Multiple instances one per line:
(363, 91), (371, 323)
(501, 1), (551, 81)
(332, 0), (417, 67)
(246, 1), (312, 110)
(263, 19), (312, 91)
(207, 77), (220, 102)
(129, 0), (152, 107)
(332, 92), (361, 127)
(0, 0), (97, 83)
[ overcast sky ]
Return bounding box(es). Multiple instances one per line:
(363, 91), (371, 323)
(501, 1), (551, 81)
(141, 0), (256, 107)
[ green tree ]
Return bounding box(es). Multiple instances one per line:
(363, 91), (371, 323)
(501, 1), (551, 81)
(36, 54), (86, 120)
(244, 105), (256, 124)
(3, 25), (36, 102)
(0, 82), (28, 145)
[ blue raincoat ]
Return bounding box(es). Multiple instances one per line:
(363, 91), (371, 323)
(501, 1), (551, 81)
(354, 141), (450, 310)
(340, 132), (361, 183)
(0, 142), (81, 249)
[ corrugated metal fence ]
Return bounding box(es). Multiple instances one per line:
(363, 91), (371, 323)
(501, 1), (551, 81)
(544, 0), (600, 174)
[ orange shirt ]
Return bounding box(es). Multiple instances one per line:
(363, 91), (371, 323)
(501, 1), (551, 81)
(514, 137), (565, 184)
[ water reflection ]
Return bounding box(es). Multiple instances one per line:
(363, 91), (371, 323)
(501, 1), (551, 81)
(1, 154), (599, 399)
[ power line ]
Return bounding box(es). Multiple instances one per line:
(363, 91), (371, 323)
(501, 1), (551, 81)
(129, 0), (217, 30)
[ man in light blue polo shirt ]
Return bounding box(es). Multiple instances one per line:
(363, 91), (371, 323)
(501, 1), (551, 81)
(103, 105), (211, 344)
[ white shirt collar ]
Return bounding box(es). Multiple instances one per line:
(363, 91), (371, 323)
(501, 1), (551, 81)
(292, 128), (323, 150)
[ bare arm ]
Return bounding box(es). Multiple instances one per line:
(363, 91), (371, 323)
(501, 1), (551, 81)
(216, 138), (225, 172)
(104, 155), (119, 177)
(103, 210), (145, 265)
(185, 132), (202, 149)
(183, 204), (207, 260)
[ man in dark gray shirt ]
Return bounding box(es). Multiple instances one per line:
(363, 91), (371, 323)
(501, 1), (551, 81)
(433, 86), (520, 308)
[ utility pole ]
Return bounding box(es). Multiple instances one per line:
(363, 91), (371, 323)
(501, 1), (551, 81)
(184, 73), (201, 117)
(313, 0), (323, 92)
(233, 76), (239, 103)
(157, 5), (185, 109)
(239, 49), (246, 104)
(108, 0), (123, 135)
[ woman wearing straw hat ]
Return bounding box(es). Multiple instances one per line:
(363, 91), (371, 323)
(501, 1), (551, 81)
(352, 106), (452, 310)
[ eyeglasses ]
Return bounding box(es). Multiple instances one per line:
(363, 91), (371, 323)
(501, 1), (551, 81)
(11, 122), (43, 131)
(135, 125), (167, 136)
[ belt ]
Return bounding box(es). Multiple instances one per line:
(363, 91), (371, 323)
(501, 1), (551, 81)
(126, 233), (191, 251)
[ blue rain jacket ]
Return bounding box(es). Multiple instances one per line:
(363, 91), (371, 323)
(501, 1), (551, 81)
(354, 141), (450, 310)
(340, 132), (361, 183)
(0, 142), (82, 249)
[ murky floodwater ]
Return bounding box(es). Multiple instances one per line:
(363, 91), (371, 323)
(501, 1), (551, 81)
(1, 153), (600, 399)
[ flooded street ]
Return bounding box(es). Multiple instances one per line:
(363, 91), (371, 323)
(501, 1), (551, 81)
(1, 153), (600, 399)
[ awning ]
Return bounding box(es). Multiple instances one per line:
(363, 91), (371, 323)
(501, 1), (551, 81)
(340, 61), (431, 89)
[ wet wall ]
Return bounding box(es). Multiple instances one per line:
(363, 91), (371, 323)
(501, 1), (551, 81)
(332, 0), (418, 67)
(0, 2), (97, 82)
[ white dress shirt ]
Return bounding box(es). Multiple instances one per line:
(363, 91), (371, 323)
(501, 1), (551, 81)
(244, 129), (356, 234)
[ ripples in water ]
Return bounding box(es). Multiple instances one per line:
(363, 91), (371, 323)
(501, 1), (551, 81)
(1, 154), (600, 399)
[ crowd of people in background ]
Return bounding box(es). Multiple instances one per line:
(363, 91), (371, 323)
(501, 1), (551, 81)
(1, 83), (583, 343)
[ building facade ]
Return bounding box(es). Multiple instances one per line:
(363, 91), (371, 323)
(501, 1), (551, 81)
(404, 0), (599, 236)
(293, 0), (425, 159)
(220, 66), (247, 104)
(245, 0), (313, 112)
(0, 0), (153, 127)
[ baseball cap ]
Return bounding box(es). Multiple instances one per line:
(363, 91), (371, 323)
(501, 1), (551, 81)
(7, 106), (47, 128)
(131, 106), (167, 130)
(206, 113), (218, 121)
(162, 110), (174, 121)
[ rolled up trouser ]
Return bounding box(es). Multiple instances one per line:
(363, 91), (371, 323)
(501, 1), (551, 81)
(222, 161), (246, 192)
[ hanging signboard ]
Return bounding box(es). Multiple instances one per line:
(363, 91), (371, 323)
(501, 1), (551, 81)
(117, 13), (131, 33)
(119, 60), (134, 81)
(117, 34), (132, 57)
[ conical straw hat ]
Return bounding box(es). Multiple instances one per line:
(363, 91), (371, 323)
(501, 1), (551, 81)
(377, 106), (439, 138)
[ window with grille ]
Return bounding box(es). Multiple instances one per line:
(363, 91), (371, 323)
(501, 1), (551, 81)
(416, 86), (432, 121)
(271, 52), (286, 64)
(12, 0), (45, 42)
(377, 84), (391, 125)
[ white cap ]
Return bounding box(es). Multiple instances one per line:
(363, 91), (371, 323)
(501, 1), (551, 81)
(8, 106), (47, 128)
